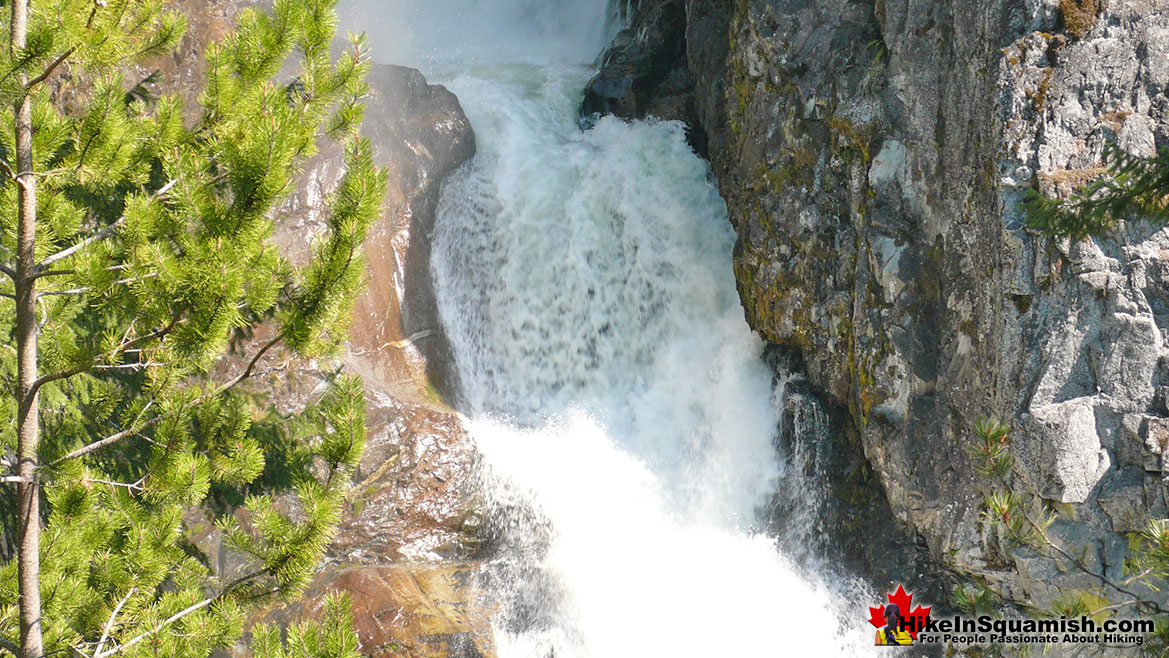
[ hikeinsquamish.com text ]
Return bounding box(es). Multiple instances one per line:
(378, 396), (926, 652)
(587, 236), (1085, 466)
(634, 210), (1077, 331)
(910, 615), (1154, 647)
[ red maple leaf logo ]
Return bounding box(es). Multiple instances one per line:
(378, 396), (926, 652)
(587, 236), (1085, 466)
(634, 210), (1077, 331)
(867, 584), (932, 640)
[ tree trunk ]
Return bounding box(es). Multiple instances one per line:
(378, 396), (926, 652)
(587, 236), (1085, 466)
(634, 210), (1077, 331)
(11, 0), (43, 656)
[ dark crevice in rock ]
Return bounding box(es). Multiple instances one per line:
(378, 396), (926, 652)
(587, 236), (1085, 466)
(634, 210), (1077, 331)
(371, 65), (478, 406)
(764, 347), (951, 607)
(579, 0), (708, 156)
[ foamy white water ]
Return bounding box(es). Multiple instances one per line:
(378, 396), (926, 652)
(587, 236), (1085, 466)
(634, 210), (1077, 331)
(340, 1), (882, 655)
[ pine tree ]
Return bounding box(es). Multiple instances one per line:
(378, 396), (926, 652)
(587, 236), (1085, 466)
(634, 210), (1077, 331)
(1026, 145), (1169, 239)
(0, 1), (387, 658)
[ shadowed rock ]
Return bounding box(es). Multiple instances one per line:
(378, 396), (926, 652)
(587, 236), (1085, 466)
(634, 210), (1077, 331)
(579, 0), (707, 154)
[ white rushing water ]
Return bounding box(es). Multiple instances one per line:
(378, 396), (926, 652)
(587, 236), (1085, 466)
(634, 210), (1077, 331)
(341, 1), (881, 655)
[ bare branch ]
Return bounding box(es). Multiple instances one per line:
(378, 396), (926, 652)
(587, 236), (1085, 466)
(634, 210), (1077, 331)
(56, 427), (139, 465)
(992, 469), (1166, 615)
(35, 179), (178, 274)
(35, 275), (159, 299)
(28, 364), (92, 400)
(94, 588), (137, 658)
(1089, 599), (1147, 616)
(51, 401), (156, 465)
(220, 333), (284, 392)
(0, 476), (31, 485)
(112, 273), (158, 286)
(91, 363), (166, 372)
(88, 478), (144, 492)
(37, 288), (88, 297)
(91, 595), (215, 658)
(25, 47), (76, 89)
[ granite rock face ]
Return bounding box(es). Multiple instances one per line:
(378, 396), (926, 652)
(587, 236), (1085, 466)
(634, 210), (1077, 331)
(600, 0), (1169, 609)
(275, 62), (476, 406)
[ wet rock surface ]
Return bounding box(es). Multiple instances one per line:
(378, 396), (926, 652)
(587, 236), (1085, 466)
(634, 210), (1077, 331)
(275, 62), (476, 407)
(601, 0), (1169, 612)
(580, 0), (707, 154)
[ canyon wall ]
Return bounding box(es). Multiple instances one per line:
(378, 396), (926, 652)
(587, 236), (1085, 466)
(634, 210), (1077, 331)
(588, 0), (1169, 609)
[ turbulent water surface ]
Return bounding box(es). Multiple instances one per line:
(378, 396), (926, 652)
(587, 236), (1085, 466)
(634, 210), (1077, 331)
(341, 1), (878, 655)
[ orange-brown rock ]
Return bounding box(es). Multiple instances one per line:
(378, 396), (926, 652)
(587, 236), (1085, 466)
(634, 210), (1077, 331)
(257, 564), (494, 658)
(274, 63), (475, 407)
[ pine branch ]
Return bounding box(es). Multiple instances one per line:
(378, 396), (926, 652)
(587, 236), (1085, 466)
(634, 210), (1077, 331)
(219, 333), (284, 392)
(51, 401), (155, 465)
(1026, 145), (1169, 239)
(0, 636), (20, 658)
(29, 314), (181, 399)
(1018, 504), (1161, 612)
(77, 562), (283, 658)
(974, 422), (1167, 615)
(53, 329), (281, 465)
(34, 179), (178, 275)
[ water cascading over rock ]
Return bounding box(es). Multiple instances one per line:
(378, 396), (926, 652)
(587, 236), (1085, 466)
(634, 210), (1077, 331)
(585, 0), (1169, 615)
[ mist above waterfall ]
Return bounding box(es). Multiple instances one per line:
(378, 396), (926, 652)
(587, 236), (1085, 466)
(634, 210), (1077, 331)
(338, 0), (615, 68)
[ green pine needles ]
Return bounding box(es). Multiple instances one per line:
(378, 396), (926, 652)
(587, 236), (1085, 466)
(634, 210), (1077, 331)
(1026, 145), (1169, 240)
(0, 1), (387, 658)
(968, 419), (1169, 654)
(251, 593), (361, 658)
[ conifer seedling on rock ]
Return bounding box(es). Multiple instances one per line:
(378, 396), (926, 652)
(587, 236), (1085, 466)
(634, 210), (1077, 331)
(0, 1), (386, 657)
(1027, 145), (1169, 240)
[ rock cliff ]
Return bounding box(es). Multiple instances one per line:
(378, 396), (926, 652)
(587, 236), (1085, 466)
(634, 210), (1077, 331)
(588, 0), (1169, 611)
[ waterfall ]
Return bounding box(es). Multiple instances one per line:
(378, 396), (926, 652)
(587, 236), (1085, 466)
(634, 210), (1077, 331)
(340, 1), (882, 655)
